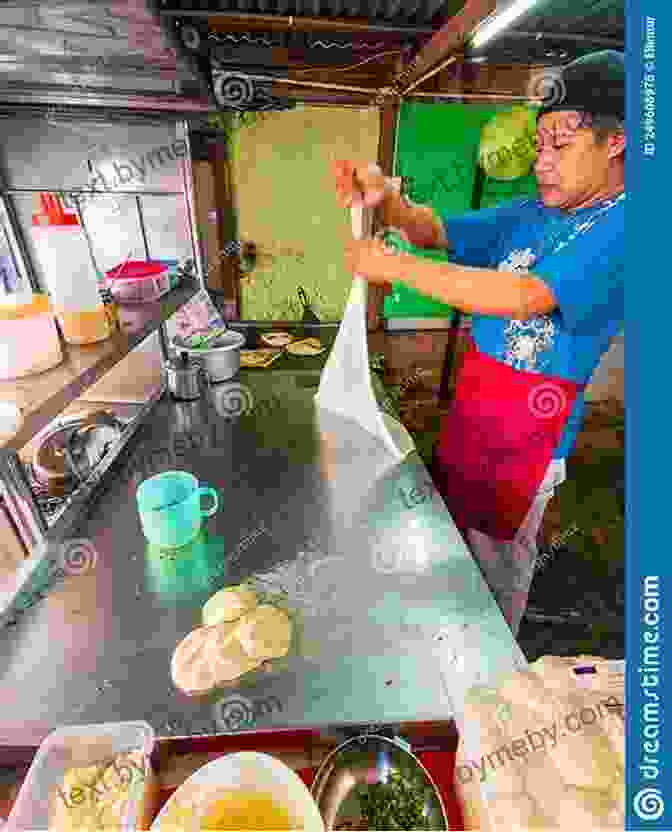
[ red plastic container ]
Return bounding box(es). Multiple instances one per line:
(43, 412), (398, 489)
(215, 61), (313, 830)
(106, 261), (170, 304)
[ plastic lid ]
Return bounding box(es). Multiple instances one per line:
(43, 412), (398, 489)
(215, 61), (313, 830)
(106, 261), (168, 280)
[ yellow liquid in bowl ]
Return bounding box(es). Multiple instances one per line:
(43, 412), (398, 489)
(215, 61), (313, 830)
(200, 790), (297, 830)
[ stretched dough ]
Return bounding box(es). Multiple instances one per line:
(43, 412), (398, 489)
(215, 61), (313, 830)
(203, 586), (258, 626)
(237, 605), (293, 661)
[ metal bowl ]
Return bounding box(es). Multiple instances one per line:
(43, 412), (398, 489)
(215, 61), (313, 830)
(172, 331), (246, 383)
(311, 734), (449, 831)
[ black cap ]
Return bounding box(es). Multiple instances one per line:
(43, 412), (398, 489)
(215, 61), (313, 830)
(538, 50), (625, 122)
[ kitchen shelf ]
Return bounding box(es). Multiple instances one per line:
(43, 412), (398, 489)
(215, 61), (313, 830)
(0, 280), (200, 452)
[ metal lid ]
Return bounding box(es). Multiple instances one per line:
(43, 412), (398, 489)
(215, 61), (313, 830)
(165, 352), (202, 372)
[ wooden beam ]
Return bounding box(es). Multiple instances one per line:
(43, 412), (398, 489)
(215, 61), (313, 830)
(181, 12), (436, 37)
(394, 0), (496, 94)
(212, 137), (241, 314)
(368, 71), (400, 332)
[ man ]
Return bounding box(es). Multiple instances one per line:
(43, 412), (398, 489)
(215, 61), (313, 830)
(334, 50), (625, 637)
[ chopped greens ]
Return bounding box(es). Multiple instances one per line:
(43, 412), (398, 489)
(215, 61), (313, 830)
(353, 769), (432, 830)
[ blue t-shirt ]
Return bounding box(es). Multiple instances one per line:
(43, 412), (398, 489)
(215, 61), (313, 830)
(442, 196), (625, 458)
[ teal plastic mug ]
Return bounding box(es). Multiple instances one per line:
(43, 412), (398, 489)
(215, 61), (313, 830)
(136, 471), (219, 548)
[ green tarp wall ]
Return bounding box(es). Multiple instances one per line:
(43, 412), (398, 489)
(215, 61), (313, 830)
(385, 101), (538, 319)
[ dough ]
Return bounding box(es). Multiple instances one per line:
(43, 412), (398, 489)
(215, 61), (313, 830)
(523, 753), (568, 822)
(171, 626), (262, 695)
(260, 332), (294, 348)
(498, 670), (561, 723)
(202, 586), (258, 626)
(545, 727), (617, 791)
(487, 793), (538, 831)
(236, 605), (293, 661)
(171, 627), (221, 695)
(208, 632), (264, 683)
(49, 751), (146, 831)
(286, 338), (325, 356)
(240, 349), (283, 367)
(557, 786), (621, 829)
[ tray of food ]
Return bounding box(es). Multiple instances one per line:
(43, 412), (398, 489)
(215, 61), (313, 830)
(6, 721), (158, 831)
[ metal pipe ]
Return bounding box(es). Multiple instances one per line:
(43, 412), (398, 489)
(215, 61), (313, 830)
(157, 322), (171, 362)
(215, 70), (377, 95)
(72, 196), (102, 279)
(1, 188), (183, 197)
(409, 90), (544, 101)
(136, 196), (151, 260)
(181, 124), (206, 291)
(162, 9), (437, 36)
(0, 450), (47, 554)
(501, 31), (624, 48)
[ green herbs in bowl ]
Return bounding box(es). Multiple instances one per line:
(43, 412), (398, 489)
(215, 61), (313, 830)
(353, 770), (432, 830)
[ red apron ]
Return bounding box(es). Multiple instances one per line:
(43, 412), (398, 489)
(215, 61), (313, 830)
(432, 336), (584, 541)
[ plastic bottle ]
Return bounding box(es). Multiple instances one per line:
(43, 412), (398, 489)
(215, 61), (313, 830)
(31, 193), (112, 344)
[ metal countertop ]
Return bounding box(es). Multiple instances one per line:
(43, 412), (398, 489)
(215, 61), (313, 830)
(0, 367), (526, 746)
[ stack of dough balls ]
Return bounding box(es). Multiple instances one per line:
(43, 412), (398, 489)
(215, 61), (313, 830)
(455, 655), (625, 831)
(171, 585), (293, 696)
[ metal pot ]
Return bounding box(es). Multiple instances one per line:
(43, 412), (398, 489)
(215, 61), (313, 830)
(32, 410), (123, 496)
(165, 352), (208, 401)
(178, 330), (246, 383)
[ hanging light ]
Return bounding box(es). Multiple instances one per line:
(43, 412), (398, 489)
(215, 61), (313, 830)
(471, 0), (544, 49)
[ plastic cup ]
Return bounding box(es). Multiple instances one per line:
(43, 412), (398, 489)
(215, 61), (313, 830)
(136, 471), (219, 549)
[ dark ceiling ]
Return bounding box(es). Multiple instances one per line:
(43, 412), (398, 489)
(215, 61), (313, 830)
(0, 0), (624, 115)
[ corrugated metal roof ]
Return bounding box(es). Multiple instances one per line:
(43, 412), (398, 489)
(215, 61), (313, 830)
(161, 0), (466, 25)
(0, 0), (624, 108)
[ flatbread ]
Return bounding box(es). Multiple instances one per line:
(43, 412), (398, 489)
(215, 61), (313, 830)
(260, 331), (294, 348)
(286, 338), (325, 357)
(237, 605), (293, 661)
(171, 625), (262, 695)
(203, 586), (258, 626)
(240, 349), (284, 368)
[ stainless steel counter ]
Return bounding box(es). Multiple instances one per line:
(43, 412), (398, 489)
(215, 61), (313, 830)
(0, 367), (526, 746)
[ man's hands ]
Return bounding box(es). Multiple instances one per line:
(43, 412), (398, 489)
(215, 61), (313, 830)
(343, 237), (404, 285)
(333, 160), (392, 210)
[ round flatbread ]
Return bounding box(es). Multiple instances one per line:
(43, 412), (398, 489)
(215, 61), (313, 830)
(286, 338), (325, 357)
(240, 349), (283, 367)
(171, 627), (220, 695)
(171, 625), (262, 695)
(203, 586), (258, 626)
(260, 331), (294, 348)
(236, 605), (293, 661)
(209, 633), (263, 683)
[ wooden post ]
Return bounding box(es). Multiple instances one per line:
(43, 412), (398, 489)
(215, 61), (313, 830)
(212, 133), (241, 316)
(369, 61), (401, 332)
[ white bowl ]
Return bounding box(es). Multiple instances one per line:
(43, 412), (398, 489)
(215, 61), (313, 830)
(151, 751), (325, 832)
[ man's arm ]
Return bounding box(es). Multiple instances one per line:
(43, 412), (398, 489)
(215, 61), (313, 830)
(378, 189), (449, 251)
(391, 254), (557, 320)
